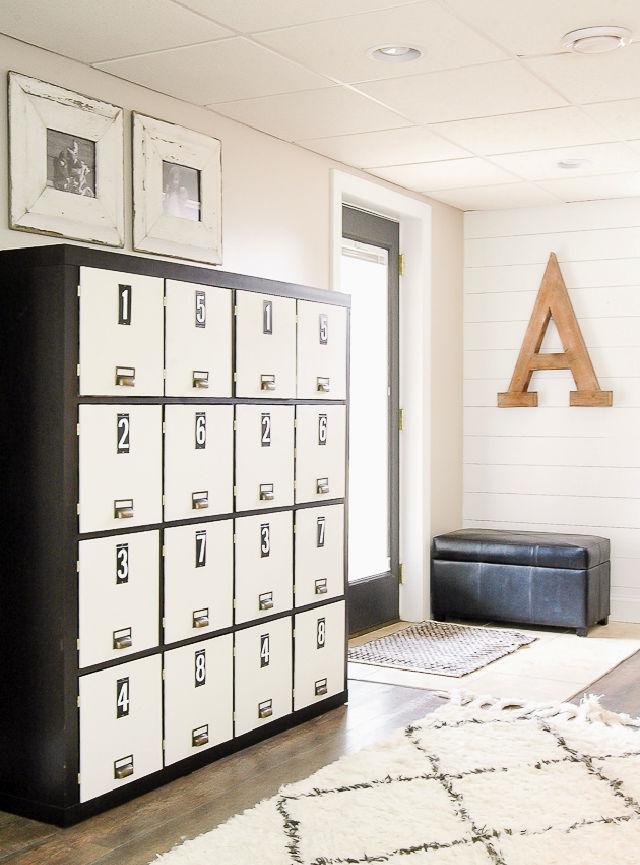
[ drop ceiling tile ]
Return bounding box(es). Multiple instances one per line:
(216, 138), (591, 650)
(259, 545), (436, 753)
(443, 0), (640, 57)
(430, 183), (559, 211)
(0, 0), (232, 63)
(358, 61), (567, 123)
(371, 157), (517, 190)
(211, 87), (407, 140)
(538, 172), (640, 202)
(431, 107), (614, 156)
(299, 126), (469, 167)
(490, 142), (640, 181)
(526, 43), (640, 104)
(254, 3), (505, 84)
(582, 99), (640, 142)
(95, 38), (331, 104)
(176, 0), (418, 32)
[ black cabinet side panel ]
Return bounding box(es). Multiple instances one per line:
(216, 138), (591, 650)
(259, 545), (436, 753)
(0, 262), (75, 807)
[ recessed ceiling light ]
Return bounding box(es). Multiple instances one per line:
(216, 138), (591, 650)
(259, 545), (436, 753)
(562, 26), (632, 54)
(557, 158), (591, 170)
(367, 44), (423, 62)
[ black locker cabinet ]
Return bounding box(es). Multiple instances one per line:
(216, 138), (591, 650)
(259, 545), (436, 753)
(0, 245), (349, 825)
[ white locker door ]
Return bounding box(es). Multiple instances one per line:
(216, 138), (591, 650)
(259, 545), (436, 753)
(294, 601), (345, 711)
(78, 531), (160, 668)
(235, 291), (296, 398)
(235, 511), (293, 624)
(295, 405), (346, 504)
(234, 617), (292, 737)
(79, 267), (164, 396)
(165, 280), (232, 397)
(79, 655), (163, 802)
(164, 405), (234, 521)
(295, 505), (344, 608)
(297, 301), (347, 400)
(235, 405), (294, 511)
(79, 405), (162, 533)
(164, 520), (233, 644)
(163, 636), (233, 766)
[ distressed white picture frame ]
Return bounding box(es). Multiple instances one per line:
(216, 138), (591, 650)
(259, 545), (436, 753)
(8, 72), (124, 247)
(133, 113), (222, 264)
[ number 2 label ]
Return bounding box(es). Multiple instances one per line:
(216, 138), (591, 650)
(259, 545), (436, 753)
(261, 413), (271, 447)
(117, 413), (130, 454)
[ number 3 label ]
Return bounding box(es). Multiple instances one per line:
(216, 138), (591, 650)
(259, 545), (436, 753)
(116, 543), (129, 584)
(260, 523), (270, 558)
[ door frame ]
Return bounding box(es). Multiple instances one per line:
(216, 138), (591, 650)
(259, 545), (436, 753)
(331, 170), (432, 625)
(342, 206), (400, 634)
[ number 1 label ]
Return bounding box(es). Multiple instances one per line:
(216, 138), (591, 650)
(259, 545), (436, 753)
(118, 284), (132, 325)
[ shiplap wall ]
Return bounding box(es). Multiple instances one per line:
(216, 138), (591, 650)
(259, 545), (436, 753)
(463, 199), (640, 623)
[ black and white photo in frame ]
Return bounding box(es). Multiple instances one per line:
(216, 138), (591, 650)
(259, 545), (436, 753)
(8, 73), (124, 246)
(133, 113), (222, 264)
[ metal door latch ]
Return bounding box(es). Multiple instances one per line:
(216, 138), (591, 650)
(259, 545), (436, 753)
(113, 627), (132, 650)
(114, 499), (134, 519)
(114, 756), (134, 780)
(192, 725), (209, 747)
(315, 678), (328, 696)
(193, 370), (209, 389)
(192, 491), (209, 509)
(259, 483), (274, 502)
(259, 591), (274, 611)
(261, 374), (276, 391)
(316, 478), (329, 495)
(115, 366), (135, 387)
(258, 698), (273, 719)
(193, 608), (209, 628)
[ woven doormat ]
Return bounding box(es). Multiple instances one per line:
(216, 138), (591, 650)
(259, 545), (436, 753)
(348, 620), (537, 677)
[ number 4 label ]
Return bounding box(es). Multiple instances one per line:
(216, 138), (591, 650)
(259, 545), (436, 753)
(260, 634), (270, 667)
(116, 677), (130, 718)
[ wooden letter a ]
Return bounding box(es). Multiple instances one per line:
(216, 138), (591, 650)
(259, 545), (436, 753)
(498, 253), (613, 407)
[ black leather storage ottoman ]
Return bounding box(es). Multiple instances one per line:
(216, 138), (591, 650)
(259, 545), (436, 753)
(431, 529), (610, 637)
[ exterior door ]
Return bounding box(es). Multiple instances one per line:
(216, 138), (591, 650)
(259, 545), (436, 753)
(342, 205), (400, 634)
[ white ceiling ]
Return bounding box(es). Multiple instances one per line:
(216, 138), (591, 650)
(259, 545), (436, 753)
(3, 0), (640, 210)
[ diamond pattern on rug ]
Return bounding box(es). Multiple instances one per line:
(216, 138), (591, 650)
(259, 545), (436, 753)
(348, 620), (537, 677)
(154, 696), (640, 865)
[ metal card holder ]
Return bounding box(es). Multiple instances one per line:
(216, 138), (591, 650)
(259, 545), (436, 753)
(315, 678), (328, 696)
(317, 376), (330, 393)
(258, 698), (273, 719)
(192, 370), (209, 389)
(315, 578), (328, 595)
(192, 490), (209, 510)
(192, 607), (209, 629)
(114, 498), (134, 519)
(260, 374), (276, 391)
(316, 478), (329, 495)
(115, 366), (135, 387)
(114, 755), (134, 780)
(259, 591), (274, 611)
(113, 627), (132, 650)
(259, 483), (274, 502)
(192, 724), (209, 748)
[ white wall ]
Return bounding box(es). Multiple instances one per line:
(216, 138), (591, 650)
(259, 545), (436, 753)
(0, 34), (464, 596)
(463, 198), (640, 623)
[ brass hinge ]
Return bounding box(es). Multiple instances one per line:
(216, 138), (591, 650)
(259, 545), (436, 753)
(398, 408), (404, 431)
(398, 253), (405, 276)
(398, 563), (404, 584)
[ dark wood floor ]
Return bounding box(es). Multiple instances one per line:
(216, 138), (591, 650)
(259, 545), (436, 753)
(2, 652), (640, 865)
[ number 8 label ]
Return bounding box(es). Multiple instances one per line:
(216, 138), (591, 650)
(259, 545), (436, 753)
(317, 618), (326, 649)
(194, 649), (206, 687)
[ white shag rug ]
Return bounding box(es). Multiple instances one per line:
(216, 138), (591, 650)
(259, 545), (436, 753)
(154, 694), (640, 865)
